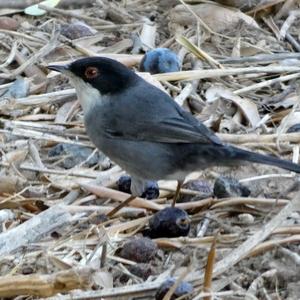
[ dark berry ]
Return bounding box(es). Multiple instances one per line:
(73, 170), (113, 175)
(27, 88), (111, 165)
(147, 207), (190, 238)
(117, 175), (132, 194)
(155, 277), (193, 300)
(119, 237), (157, 263)
(214, 176), (250, 198)
(141, 181), (160, 199)
(140, 48), (180, 74)
(117, 176), (159, 199)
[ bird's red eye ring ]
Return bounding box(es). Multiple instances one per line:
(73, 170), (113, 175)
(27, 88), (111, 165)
(85, 67), (99, 79)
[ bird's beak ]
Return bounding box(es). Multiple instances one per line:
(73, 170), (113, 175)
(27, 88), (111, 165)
(47, 64), (70, 73)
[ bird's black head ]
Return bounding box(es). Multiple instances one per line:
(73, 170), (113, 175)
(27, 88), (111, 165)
(48, 57), (139, 95)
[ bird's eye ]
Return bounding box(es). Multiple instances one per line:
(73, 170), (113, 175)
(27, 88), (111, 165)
(85, 67), (99, 79)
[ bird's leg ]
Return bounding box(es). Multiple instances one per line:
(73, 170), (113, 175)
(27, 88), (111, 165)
(106, 195), (136, 218)
(172, 180), (184, 207)
(107, 177), (147, 217)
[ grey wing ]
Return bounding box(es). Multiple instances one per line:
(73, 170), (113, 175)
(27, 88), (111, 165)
(105, 112), (221, 145)
(104, 82), (222, 145)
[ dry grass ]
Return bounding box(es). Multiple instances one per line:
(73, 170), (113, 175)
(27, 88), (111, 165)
(0, 0), (299, 299)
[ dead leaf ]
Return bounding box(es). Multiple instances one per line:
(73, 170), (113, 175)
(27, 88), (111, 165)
(93, 271), (113, 289)
(278, 111), (300, 133)
(205, 86), (260, 127)
(24, 0), (61, 16)
(272, 93), (298, 109)
(214, 0), (261, 10)
(170, 3), (259, 33)
(0, 175), (26, 194)
(2, 148), (28, 165)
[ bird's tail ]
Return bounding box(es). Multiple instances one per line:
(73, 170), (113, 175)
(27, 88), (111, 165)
(225, 145), (300, 173)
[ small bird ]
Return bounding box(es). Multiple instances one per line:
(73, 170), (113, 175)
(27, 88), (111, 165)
(139, 48), (180, 74)
(48, 57), (300, 199)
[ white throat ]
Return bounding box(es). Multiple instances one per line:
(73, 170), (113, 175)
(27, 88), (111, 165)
(69, 76), (104, 115)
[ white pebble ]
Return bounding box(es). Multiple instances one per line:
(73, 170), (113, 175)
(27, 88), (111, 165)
(238, 213), (254, 224)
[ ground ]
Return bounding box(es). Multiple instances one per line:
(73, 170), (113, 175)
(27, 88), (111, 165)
(0, 1), (299, 299)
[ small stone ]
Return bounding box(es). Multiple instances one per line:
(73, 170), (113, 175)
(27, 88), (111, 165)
(155, 277), (193, 300)
(0, 17), (19, 31)
(178, 179), (213, 202)
(51, 231), (61, 239)
(213, 176), (250, 198)
(128, 263), (154, 280)
(287, 124), (300, 133)
(0, 77), (29, 99)
(48, 143), (100, 169)
(60, 23), (94, 40)
(119, 237), (157, 263)
(148, 207), (190, 238)
(237, 213), (254, 224)
(0, 209), (15, 223)
(22, 266), (34, 275)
